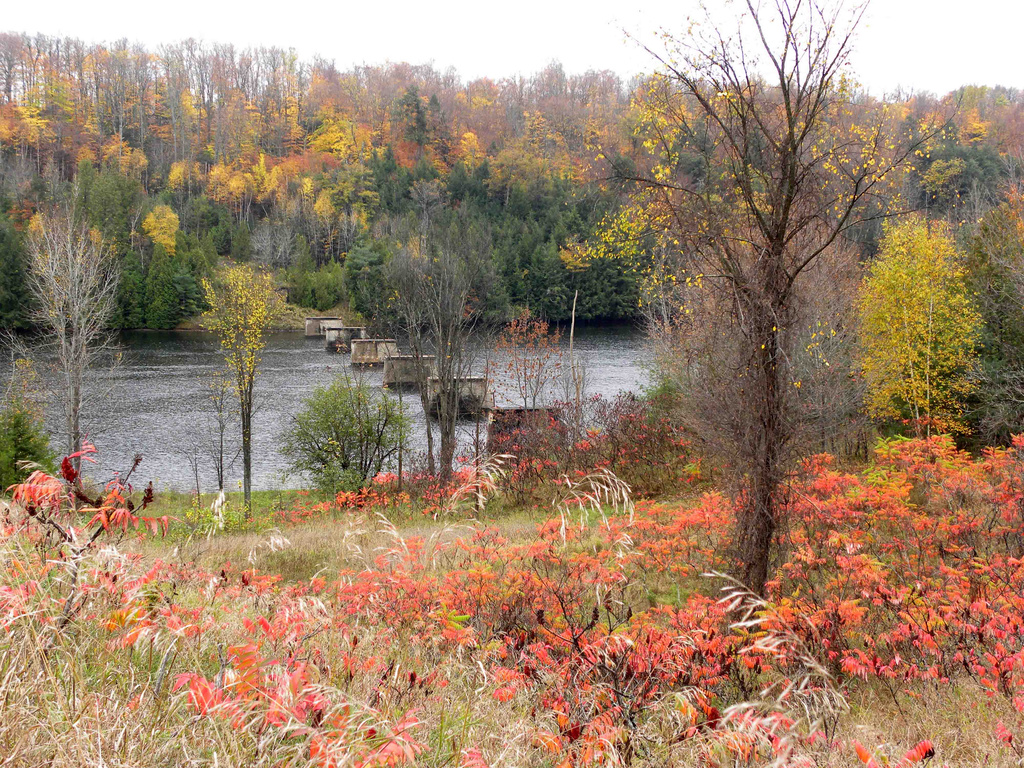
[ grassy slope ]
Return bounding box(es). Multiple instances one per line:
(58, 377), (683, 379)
(106, 506), (1015, 766)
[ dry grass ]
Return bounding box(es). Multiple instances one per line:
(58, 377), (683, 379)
(838, 684), (1016, 766)
(0, 528), (523, 767)
(131, 507), (543, 584)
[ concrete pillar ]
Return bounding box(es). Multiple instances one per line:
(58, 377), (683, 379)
(323, 324), (368, 353)
(383, 354), (436, 387)
(425, 376), (494, 417)
(351, 339), (399, 366)
(305, 316), (341, 337)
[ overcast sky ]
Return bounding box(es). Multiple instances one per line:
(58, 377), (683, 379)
(3, 0), (1021, 96)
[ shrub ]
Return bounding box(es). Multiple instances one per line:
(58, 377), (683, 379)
(282, 373), (409, 492)
(289, 261), (347, 311)
(487, 392), (695, 502)
(0, 360), (52, 491)
(3, 437), (1020, 767)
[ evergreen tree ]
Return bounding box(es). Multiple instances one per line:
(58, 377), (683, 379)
(115, 252), (147, 329)
(231, 224), (252, 261)
(398, 86), (429, 150)
(344, 242), (388, 317)
(0, 213), (30, 330)
(0, 361), (53, 491)
(369, 148), (411, 214)
(87, 163), (143, 253)
(145, 244), (180, 329)
(212, 223), (233, 255)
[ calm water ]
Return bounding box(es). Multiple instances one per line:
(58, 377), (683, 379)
(71, 325), (648, 491)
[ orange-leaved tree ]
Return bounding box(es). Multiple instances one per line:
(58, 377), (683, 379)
(493, 309), (563, 411)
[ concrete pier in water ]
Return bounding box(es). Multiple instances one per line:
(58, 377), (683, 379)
(425, 376), (494, 417)
(382, 354), (436, 387)
(324, 324), (368, 353)
(351, 338), (399, 365)
(304, 317), (341, 337)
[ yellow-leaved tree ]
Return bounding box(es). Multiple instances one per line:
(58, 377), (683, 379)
(142, 205), (180, 255)
(858, 217), (981, 435)
(202, 264), (282, 513)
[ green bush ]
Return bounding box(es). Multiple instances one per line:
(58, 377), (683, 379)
(282, 374), (409, 493)
(290, 261), (347, 311)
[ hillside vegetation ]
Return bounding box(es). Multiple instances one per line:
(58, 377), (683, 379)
(3, 435), (1024, 766)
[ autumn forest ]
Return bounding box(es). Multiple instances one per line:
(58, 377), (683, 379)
(6, 2), (1024, 766)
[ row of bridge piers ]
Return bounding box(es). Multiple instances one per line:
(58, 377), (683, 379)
(305, 317), (494, 418)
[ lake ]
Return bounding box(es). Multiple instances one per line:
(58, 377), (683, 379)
(69, 324), (649, 491)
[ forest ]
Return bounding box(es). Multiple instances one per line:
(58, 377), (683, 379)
(0, 27), (1019, 335)
(7, 1), (1024, 766)
(0, 35), (644, 330)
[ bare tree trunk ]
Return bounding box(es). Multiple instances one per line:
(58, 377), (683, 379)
(397, 385), (404, 491)
(68, 377), (81, 468)
(422, 395), (436, 476)
(26, 198), (117, 474)
(410, 332), (436, 476)
(738, 319), (786, 594)
(437, 380), (458, 483)
(240, 389), (253, 514)
(216, 412), (227, 491)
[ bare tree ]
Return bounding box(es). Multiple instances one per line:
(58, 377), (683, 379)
(0, 33), (23, 104)
(423, 227), (493, 480)
(178, 414), (204, 498)
(385, 219), (493, 481)
(385, 246), (439, 476)
(177, 371), (238, 497)
(790, 244), (869, 459)
(205, 370), (237, 492)
(252, 217), (297, 268)
(410, 179), (444, 240)
(558, 291), (593, 453)
(624, 0), (925, 593)
(27, 201), (118, 470)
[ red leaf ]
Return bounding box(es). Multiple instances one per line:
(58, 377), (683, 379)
(900, 740), (935, 765)
(60, 456), (78, 484)
(461, 747), (490, 768)
(854, 741), (882, 768)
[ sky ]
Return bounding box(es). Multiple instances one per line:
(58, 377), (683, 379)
(2, 0), (1022, 97)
